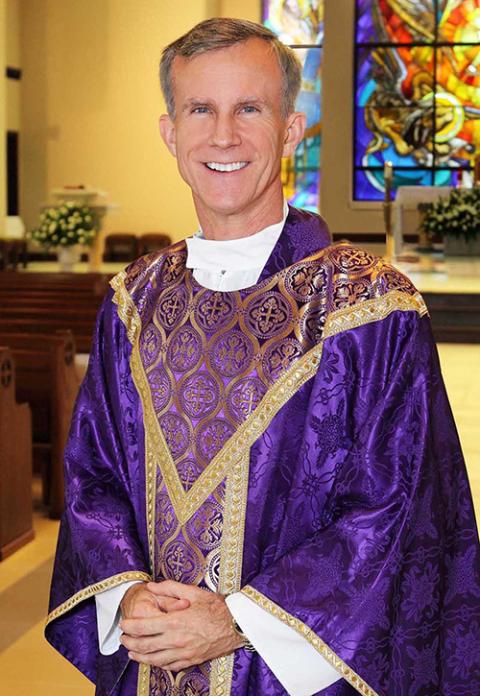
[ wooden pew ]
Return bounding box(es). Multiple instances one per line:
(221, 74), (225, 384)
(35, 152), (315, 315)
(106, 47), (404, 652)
(0, 271), (110, 296)
(0, 331), (81, 518)
(0, 347), (34, 559)
(0, 272), (106, 354)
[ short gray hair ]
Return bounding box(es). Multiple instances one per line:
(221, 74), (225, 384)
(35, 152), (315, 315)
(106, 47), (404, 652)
(160, 18), (302, 119)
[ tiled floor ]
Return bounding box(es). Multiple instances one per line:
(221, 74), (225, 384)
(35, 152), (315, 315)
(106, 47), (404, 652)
(0, 343), (478, 695)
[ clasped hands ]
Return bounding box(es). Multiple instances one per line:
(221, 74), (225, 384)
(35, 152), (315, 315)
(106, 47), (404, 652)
(119, 580), (244, 672)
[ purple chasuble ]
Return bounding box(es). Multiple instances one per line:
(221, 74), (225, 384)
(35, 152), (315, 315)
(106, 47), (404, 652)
(46, 206), (480, 696)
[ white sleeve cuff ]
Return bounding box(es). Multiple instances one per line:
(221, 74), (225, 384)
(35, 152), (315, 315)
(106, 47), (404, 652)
(225, 592), (341, 696)
(95, 580), (143, 655)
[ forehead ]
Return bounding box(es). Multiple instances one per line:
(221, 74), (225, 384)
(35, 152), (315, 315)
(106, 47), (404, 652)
(171, 38), (284, 104)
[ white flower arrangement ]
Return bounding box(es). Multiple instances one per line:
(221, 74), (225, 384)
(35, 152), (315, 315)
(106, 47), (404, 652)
(30, 202), (96, 248)
(420, 188), (480, 241)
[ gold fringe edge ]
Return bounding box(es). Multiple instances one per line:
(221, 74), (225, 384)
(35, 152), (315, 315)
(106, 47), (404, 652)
(110, 271), (158, 573)
(241, 586), (379, 696)
(46, 571), (151, 626)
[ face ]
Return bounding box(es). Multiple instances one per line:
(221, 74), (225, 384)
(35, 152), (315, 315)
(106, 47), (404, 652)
(159, 38), (305, 227)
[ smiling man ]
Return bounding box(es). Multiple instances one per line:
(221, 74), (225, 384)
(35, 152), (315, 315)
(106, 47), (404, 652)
(46, 17), (480, 696)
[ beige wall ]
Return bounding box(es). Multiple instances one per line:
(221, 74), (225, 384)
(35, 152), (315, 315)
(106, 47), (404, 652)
(321, 0), (384, 234)
(0, 0), (6, 236)
(20, 0), (217, 241)
(6, 0), (21, 133)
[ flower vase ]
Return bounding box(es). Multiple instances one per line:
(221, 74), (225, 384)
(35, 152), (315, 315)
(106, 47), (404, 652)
(57, 246), (80, 271)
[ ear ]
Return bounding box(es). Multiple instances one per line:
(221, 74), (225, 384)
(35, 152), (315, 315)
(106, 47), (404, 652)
(282, 111), (306, 158)
(159, 114), (177, 157)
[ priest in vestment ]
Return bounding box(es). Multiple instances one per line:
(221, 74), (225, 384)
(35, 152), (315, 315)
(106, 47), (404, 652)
(46, 18), (480, 696)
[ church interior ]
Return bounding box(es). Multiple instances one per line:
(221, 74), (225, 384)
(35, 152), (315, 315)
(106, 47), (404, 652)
(0, 1), (479, 693)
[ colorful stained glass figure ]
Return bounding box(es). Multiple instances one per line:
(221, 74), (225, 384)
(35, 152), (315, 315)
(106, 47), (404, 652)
(263, 2), (323, 211)
(263, 0), (324, 45)
(354, 0), (480, 201)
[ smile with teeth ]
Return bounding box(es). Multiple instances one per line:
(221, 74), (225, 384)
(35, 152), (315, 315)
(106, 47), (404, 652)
(205, 161), (248, 172)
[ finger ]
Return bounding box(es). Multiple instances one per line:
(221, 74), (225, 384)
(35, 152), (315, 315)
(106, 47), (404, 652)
(155, 597), (190, 612)
(121, 633), (179, 654)
(129, 599), (163, 620)
(120, 615), (168, 636)
(146, 580), (196, 600)
(128, 649), (192, 670)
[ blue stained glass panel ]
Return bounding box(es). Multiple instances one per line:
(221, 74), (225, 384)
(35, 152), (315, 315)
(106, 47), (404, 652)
(355, 167), (434, 201)
(283, 47), (322, 211)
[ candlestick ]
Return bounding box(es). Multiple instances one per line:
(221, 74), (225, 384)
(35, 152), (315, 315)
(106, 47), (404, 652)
(383, 161), (394, 262)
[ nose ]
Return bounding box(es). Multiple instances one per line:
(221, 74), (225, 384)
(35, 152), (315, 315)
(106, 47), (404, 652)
(209, 112), (241, 149)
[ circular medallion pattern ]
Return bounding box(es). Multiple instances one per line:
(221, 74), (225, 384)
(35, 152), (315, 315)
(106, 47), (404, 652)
(179, 371), (219, 420)
(177, 458), (202, 491)
(284, 262), (326, 302)
(160, 251), (186, 287)
(140, 324), (162, 368)
(177, 671), (209, 696)
(378, 268), (415, 294)
(262, 338), (303, 382)
(197, 418), (234, 461)
(152, 669), (174, 695)
(329, 247), (375, 273)
(156, 493), (177, 541)
(333, 279), (371, 310)
(186, 500), (223, 552)
(245, 291), (292, 338)
(195, 290), (236, 331)
(227, 377), (267, 422)
(204, 549), (221, 592)
(167, 326), (202, 373)
(148, 367), (172, 413)
(210, 330), (254, 377)
(163, 539), (202, 583)
(155, 285), (188, 329)
(300, 304), (327, 344)
(159, 413), (191, 458)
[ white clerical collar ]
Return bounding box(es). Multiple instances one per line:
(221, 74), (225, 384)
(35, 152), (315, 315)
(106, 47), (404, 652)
(185, 201), (288, 272)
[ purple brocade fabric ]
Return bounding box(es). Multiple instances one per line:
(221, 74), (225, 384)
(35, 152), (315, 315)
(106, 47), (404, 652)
(45, 206), (480, 695)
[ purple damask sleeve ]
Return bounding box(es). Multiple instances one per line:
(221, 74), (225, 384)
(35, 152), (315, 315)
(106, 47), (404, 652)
(240, 311), (480, 695)
(45, 289), (150, 692)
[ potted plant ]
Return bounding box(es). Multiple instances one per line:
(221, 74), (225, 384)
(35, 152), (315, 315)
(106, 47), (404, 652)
(419, 187), (480, 255)
(30, 202), (97, 270)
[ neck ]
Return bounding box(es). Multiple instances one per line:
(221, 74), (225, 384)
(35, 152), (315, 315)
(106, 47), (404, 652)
(194, 186), (285, 241)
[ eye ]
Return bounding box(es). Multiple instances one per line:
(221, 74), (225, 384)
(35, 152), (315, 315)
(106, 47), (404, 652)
(241, 105), (260, 114)
(191, 106), (210, 114)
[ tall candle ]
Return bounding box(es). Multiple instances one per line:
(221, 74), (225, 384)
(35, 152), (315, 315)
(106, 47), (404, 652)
(384, 160), (393, 199)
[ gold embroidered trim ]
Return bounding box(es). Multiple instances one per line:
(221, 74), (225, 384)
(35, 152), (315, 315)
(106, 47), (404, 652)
(137, 663), (150, 696)
(241, 586), (379, 696)
(45, 571), (151, 626)
(210, 452), (251, 695)
(323, 290), (428, 339)
(111, 273), (159, 571)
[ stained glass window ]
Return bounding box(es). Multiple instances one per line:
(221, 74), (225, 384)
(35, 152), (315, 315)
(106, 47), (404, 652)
(263, 1), (323, 211)
(354, 1), (480, 200)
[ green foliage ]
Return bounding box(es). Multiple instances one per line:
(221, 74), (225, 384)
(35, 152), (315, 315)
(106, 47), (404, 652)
(420, 188), (480, 240)
(29, 202), (97, 248)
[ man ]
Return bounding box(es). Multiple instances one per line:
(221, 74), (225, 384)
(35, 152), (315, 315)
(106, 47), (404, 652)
(46, 17), (480, 696)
